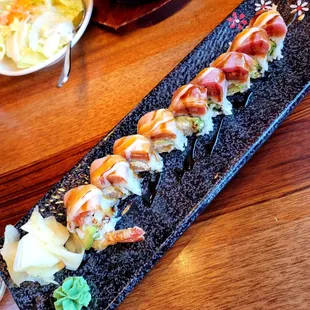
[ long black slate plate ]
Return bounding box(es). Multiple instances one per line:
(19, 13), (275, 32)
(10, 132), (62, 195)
(1, 0), (310, 309)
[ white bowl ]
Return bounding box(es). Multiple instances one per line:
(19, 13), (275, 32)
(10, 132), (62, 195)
(0, 0), (93, 76)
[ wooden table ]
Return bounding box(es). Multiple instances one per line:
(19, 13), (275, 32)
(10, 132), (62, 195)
(1, 0), (310, 309)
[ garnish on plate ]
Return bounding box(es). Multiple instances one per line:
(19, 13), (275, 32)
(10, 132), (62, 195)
(53, 276), (91, 310)
(0, 207), (84, 286)
(0, 0), (84, 68)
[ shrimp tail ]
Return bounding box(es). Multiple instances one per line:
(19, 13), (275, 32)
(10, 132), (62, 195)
(93, 226), (145, 251)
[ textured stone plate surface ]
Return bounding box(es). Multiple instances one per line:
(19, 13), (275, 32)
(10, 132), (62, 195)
(0, 0), (309, 309)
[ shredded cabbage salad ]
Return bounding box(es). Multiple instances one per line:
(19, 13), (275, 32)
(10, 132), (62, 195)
(0, 0), (83, 68)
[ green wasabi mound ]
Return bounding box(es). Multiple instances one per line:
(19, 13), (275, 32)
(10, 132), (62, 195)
(53, 277), (91, 310)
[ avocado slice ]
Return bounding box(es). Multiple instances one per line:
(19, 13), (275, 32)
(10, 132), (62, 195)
(176, 116), (204, 136)
(268, 41), (277, 57)
(81, 226), (97, 250)
(190, 117), (204, 133)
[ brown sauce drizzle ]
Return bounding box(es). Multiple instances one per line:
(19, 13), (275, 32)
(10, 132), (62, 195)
(260, 71), (271, 82)
(81, 190), (92, 199)
(232, 91), (254, 109)
(142, 172), (161, 207)
(183, 136), (198, 171)
(205, 117), (225, 155)
(175, 136), (198, 180)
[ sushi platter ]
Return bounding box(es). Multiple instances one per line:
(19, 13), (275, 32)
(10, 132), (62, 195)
(0, 0), (309, 309)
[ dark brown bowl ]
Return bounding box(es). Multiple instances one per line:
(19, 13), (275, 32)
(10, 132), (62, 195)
(115, 0), (156, 4)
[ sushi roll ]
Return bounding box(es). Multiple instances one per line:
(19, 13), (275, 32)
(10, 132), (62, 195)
(249, 9), (287, 61)
(64, 184), (119, 250)
(228, 27), (271, 75)
(64, 184), (145, 251)
(211, 52), (254, 95)
(90, 155), (142, 199)
(137, 109), (187, 153)
(168, 84), (216, 136)
(191, 67), (232, 115)
(113, 134), (164, 173)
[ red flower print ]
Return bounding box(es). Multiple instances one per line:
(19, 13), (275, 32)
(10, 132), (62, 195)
(290, 0), (309, 21)
(227, 12), (248, 30)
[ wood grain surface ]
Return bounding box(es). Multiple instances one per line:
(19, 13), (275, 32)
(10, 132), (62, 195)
(1, 0), (310, 309)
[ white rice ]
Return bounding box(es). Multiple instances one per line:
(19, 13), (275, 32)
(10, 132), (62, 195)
(268, 37), (284, 62)
(166, 121), (188, 151)
(257, 56), (269, 75)
(198, 109), (217, 136)
(221, 98), (233, 115)
(149, 153), (164, 172)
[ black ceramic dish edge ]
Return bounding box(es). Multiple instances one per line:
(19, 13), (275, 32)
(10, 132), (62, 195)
(105, 83), (310, 310)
